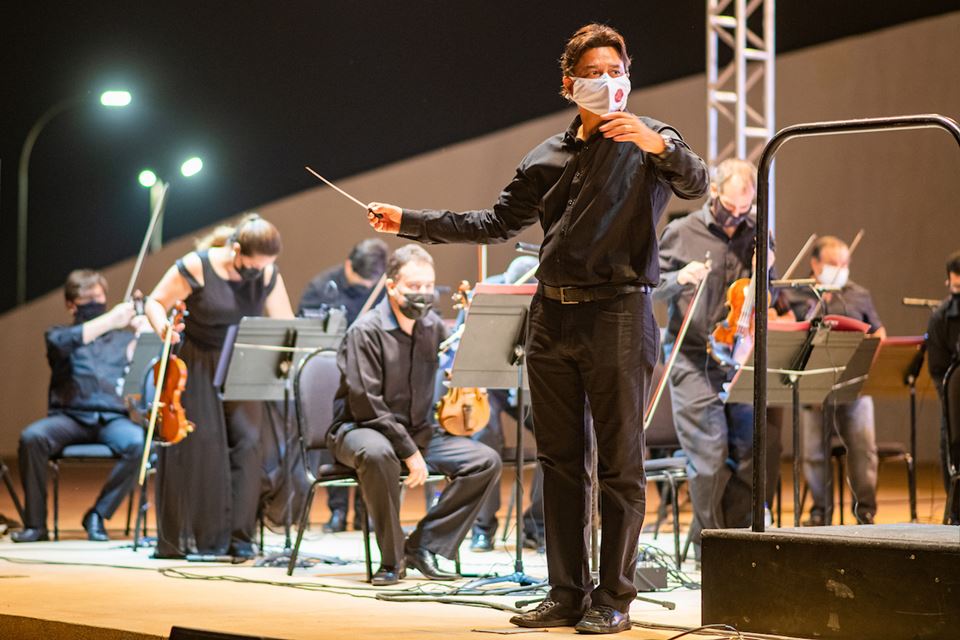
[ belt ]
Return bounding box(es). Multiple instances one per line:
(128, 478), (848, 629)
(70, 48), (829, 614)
(540, 283), (651, 304)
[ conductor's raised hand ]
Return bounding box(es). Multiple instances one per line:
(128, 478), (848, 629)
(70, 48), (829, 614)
(367, 202), (402, 234)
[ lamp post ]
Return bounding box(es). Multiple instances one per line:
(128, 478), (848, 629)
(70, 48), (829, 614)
(137, 156), (203, 252)
(16, 90), (132, 305)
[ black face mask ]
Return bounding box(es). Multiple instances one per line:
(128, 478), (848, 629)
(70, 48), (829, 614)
(234, 257), (263, 282)
(74, 301), (107, 324)
(396, 292), (434, 321)
(711, 198), (741, 229)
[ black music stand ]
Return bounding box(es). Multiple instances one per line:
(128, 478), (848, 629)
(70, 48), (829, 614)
(214, 315), (346, 561)
(725, 323), (865, 526)
(451, 283), (541, 589)
(862, 337), (932, 522)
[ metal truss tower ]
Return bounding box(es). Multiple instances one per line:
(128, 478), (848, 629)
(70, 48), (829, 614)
(707, 0), (776, 225)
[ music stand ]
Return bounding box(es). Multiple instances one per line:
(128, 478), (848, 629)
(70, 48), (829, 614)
(451, 283), (540, 589)
(214, 315), (346, 560)
(862, 337), (932, 522)
(725, 322), (864, 526)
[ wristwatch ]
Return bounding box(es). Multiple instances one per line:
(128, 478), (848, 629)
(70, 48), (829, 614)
(657, 134), (675, 156)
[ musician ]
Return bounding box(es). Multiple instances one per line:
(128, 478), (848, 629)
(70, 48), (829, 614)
(144, 214), (294, 559)
(13, 270), (146, 543)
(656, 158), (775, 553)
(462, 256), (546, 553)
(298, 238), (388, 533)
(367, 24), (708, 633)
(328, 244), (501, 586)
(926, 250), (960, 523)
(783, 236), (885, 525)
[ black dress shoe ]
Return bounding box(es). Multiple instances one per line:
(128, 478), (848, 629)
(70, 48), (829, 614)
(403, 547), (460, 580)
(522, 532), (545, 554)
(371, 564), (406, 586)
(574, 606), (631, 634)
(11, 527), (49, 543)
(352, 514), (373, 531)
(509, 599), (583, 628)
(229, 541), (257, 560)
(470, 532), (494, 552)
(802, 510), (826, 527)
(82, 509), (109, 542)
(323, 509), (347, 533)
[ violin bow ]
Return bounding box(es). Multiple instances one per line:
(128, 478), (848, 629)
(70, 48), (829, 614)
(780, 233), (818, 281)
(123, 182), (170, 303)
(643, 253), (711, 430)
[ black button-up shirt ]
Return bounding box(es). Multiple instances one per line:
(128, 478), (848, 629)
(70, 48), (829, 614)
(927, 294), (960, 393)
(781, 281), (883, 333)
(46, 323), (134, 418)
(655, 204), (776, 355)
(330, 298), (447, 459)
(398, 115), (708, 288)
(297, 265), (384, 324)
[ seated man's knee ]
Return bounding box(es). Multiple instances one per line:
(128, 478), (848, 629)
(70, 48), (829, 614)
(19, 423), (50, 453)
(355, 439), (400, 470)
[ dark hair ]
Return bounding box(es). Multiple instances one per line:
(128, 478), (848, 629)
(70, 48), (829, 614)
(64, 269), (107, 302)
(231, 213), (282, 257)
(386, 244), (434, 281)
(947, 250), (960, 277)
(559, 23), (631, 78)
(349, 238), (389, 280)
(811, 235), (847, 261)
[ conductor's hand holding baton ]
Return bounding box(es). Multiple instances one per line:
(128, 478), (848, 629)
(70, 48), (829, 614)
(367, 202), (402, 234)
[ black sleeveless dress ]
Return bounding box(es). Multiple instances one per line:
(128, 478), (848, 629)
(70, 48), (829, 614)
(155, 249), (277, 558)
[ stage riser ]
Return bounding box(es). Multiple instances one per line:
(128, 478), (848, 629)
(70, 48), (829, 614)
(702, 526), (960, 639)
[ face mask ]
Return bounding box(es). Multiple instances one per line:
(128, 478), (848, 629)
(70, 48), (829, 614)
(818, 264), (849, 288)
(234, 257), (263, 282)
(570, 73), (631, 116)
(711, 198), (741, 229)
(74, 301), (107, 323)
(395, 292), (434, 321)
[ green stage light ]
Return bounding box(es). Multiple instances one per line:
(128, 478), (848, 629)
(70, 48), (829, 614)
(138, 169), (158, 188)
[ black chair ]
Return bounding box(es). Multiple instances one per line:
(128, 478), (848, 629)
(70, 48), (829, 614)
(643, 363), (689, 568)
(49, 443), (143, 541)
(942, 361), (960, 524)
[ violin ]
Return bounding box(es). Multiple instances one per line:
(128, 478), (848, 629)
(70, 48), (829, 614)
(435, 281), (491, 436)
(137, 301), (195, 485)
(708, 250), (759, 369)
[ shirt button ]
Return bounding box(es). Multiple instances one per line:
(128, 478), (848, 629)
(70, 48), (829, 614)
(574, 172), (581, 180)
(567, 199), (574, 207)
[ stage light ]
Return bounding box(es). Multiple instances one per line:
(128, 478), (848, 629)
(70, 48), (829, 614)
(138, 169), (158, 188)
(180, 157), (203, 177)
(100, 90), (132, 107)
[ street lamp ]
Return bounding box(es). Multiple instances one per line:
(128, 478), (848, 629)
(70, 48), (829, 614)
(138, 156), (204, 252)
(16, 90), (132, 305)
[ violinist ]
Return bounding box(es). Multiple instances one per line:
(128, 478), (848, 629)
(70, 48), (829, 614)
(143, 213), (294, 559)
(927, 250), (960, 523)
(13, 270), (147, 543)
(655, 158), (775, 554)
(782, 236), (884, 526)
(327, 245), (501, 585)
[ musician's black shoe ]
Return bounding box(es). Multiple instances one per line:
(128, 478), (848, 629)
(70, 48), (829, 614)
(470, 532), (494, 552)
(11, 527), (49, 543)
(574, 606), (632, 634)
(323, 509), (347, 533)
(371, 564), (406, 586)
(403, 547), (460, 580)
(82, 509), (109, 542)
(802, 510), (826, 527)
(229, 541), (257, 560)
(509, 599), (584, 628)
(352, 513), (373, 531)
(522, 532), (545, 554)
(856, 512), (875, 525)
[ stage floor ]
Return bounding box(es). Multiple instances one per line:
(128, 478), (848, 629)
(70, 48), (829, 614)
(0, 462), (948, 639)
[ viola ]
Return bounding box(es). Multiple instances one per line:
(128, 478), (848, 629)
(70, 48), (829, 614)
(435, 280), (491, 436)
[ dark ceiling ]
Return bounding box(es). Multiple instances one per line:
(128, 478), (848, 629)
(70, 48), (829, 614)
(1, 0), (956, 310)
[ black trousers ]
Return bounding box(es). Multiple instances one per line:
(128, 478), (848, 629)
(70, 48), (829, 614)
(329, 425), (501, 567)
(18, 411), (144, 529)
(472, 389), (545, 540)
(527, 291), (656, 613)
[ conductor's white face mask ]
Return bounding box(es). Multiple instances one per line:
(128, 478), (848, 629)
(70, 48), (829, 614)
(570, 73), (631, 115)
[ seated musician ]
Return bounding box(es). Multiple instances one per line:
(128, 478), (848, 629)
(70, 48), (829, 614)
(783, 235), (885, 525)
(13, 270), (147, 543)
(328, 244), (501, 585)
(926, 250), (960, 523)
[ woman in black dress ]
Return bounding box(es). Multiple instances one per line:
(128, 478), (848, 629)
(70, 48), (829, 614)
(144, 214), (294, 558)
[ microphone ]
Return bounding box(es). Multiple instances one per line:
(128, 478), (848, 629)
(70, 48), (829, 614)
(902, 297), (942, 309)
(515, 242), (540, 256)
